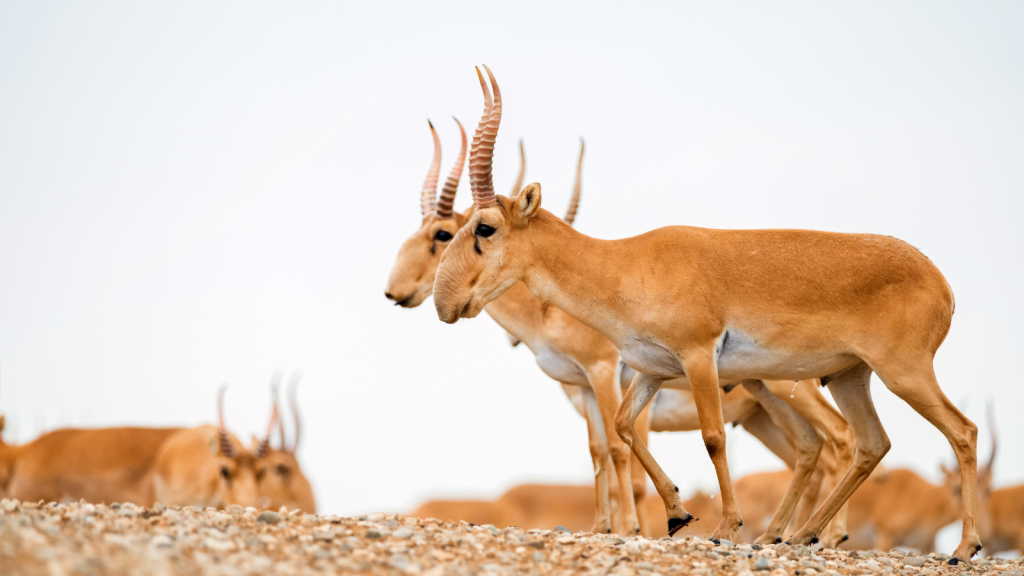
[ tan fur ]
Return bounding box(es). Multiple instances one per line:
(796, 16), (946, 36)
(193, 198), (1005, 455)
(433, 185), (978, 562)
(6, 427), (181, 506)
(256, 448), (316, 513)
(983, 484), (1024, 555)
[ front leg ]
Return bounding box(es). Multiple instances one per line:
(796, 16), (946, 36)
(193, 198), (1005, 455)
(578, 386), (613, 534)
(614, 372), (693, 536)
(682, 347), (742, 543)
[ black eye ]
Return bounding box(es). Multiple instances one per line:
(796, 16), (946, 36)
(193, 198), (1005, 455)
(276, 464), (291, 477)
(220, 466), (231, 480)
(433, 230), (453, 242)
(475, 224), (496, 238)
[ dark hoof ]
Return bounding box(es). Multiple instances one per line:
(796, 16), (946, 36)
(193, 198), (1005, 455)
(948, 558), (959, 566)
(710, 539), (720, 545)
(775, 538), (782, 544)
(667, 514), (694, 536)
(975, 544), (983, 553)
(810, 537), (819, 544)
(841, 535), (849, 543)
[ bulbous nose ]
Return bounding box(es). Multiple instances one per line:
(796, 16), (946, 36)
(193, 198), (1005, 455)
(384, 291), (395, 301)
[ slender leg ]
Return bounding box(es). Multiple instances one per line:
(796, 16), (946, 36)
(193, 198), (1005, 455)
(614, 372), (694, 534)
(764, 379), (855, 547)
(790, 362), (889, 547)
(682, 348), (742, 542)
(579, 386), (612, 534)
(741, 380), (822, 545)
(589, 361), (640, 535)
(872, 358), (981, 564)
(631, 401), (651, 535)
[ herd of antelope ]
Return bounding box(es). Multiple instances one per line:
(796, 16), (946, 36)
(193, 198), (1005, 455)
(1, 62), (1021, 567)
(0, 375), (314, 514)
(385, 65), (1024, 564)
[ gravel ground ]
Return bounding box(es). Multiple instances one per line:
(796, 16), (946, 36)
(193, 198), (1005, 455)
(2, 499), (1021, 576)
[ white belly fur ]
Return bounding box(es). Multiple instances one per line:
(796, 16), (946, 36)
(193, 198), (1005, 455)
(619, 328), (856, 383)
(534, 348), (589, 386)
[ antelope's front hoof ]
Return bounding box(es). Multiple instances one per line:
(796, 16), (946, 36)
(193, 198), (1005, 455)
(667, 514), (694, 536)
(788, 530), (818, 546)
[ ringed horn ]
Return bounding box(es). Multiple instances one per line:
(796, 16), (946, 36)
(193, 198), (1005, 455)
(419, 121), (442, 217)
(217, 385), (236, 457)
(563, 139), (585, 226)
(469, 65), (502, 209)
(255, 377), (281, 459)
(435, 118), (467, 219)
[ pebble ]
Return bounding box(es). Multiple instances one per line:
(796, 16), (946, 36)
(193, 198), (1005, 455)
(256, 510), (280, 524)
(0, 502), (1017, 576)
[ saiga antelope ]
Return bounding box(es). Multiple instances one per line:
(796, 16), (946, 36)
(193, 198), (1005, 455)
(432, 67), (979, 564)
(387, 79), (853, 544)
(256, 374), (317, 513)
(385, 114), (642, 534)
(2, 388), (272, 509)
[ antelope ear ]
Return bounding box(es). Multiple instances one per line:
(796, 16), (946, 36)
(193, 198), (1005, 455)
(514, 183), (542, 224)
(0, 415), (5, 435)
(250, 435), (261, 450)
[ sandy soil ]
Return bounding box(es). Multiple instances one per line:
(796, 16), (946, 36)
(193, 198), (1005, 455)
(1, 498), (1021, 576)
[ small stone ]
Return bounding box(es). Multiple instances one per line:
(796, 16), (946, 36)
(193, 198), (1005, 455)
(636, 561), (655, 571)
(256, 511), (280, 524)
(313, 529), (335, 542)
(149, 535), (173, 549)
(367, 512), (386, 522)
(554, 525), (571, 534)
(532, 551), (545, 563)
(755, 557), (773, 571)
(366, 529), (381, 539)
(904, 557), (927, 567)
(525, 538), (545, 549)
(776, 543), (793, 556)
(393, 527), (414, 539)
(720, 539), (736, 548)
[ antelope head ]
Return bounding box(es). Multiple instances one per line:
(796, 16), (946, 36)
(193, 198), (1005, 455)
(435, 66), (569, 324)
(256, 373), (317, 513)
(384, 117), (471, 308)
(208, 386), (261, 508)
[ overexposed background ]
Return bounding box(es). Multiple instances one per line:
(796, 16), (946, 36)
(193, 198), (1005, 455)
(1, 2), (1022, 517)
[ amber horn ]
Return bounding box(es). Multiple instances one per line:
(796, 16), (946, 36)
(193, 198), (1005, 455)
(287, 372), (303, 453)
(217, 385), (236, 458)
(564, 138), (585, 226)
(255, 383), (280, 459)
(435, 117), (467, 219)
(470, 65), (501, 209)
(468, 66), (493, 202)
(420, 120), (442, 217)
(981, 400), (997, 478)
(509, 139), (525, 196)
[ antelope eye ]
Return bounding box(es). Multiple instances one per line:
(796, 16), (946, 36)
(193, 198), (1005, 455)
(433, 230), (453, 242)
(220, 466), (231, 480)
(276, 464), (291, 476)
(475, 224), (496, 238)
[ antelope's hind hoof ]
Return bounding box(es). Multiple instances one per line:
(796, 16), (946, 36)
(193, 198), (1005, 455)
(948, 558), (959, 566)
(667, 514), (694, 536)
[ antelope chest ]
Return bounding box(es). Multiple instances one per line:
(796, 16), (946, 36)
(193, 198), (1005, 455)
(533, 348), (589, 386)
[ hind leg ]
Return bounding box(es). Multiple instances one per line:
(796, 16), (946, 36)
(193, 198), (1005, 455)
(790, 362), (889, 546)
(872, 358), (981, 564)
(741, 380), (822, 545)
(630, 402), (651, 535)
(590, 361), (640, 535)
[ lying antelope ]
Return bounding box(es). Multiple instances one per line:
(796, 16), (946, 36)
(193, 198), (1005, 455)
(433, 66), (979, 564)
(1, 388), (275, 509)
(256, 374), (316, 513)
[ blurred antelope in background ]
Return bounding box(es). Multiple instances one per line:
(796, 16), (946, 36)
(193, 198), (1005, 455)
(433, 66), (980, 564)
(0, 386), (276, 509)
(256, 373), (316, 513)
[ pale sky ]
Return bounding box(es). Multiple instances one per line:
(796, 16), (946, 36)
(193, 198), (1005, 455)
(1, 2), (1022, 517)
